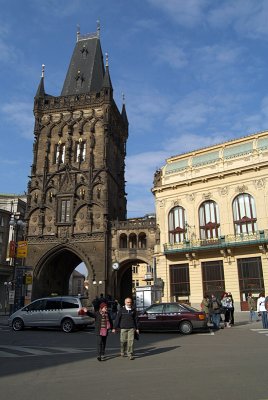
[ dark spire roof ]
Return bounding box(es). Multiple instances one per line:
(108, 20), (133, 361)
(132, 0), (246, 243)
(102, 53), (113, 90)
(35, 64), (45, 98)
(61, 32), (106, 96)
(121, 93), (128, 126)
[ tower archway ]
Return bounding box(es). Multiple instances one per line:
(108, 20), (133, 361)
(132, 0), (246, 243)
(32, 245), (94, 300)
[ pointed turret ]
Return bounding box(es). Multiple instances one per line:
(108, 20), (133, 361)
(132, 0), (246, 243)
(121, 93), (128, 126)
(102, 53), (113, 91)
(35, 64), (45, 98)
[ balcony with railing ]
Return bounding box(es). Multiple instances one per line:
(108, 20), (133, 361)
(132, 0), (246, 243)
(164, 230), (268, 254)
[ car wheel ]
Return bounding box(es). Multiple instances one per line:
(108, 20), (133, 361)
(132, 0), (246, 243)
(12, 318), (24, 331)
(179, 320), (193, 335)
(61, 318), (74, 333)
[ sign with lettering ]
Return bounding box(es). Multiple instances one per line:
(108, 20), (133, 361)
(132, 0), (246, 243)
(16, 241), (28, 258)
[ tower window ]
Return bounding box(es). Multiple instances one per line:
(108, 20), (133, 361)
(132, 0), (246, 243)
(58, 199), (71, 223)
(76, 140), (86, 162)
(55, 143), (65, 164)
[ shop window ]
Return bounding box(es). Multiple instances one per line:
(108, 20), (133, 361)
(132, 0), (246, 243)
(168, 206), (186, 244)
(238, 257), (264, 301)
(199, 200), (220, 240)
(170, 264), (190, 299)
(233, 193), (257, 234)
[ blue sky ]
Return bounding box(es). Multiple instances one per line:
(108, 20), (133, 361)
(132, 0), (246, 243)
(1, 0), (268, 219)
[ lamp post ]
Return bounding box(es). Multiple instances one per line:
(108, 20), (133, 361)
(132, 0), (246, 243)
(9, 212), (26, 314)
(3, 281), (12, 315)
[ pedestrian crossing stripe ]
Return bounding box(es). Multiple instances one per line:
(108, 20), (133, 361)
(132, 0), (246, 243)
(0, 346), (96, 358)
(250, 329), (268, 332)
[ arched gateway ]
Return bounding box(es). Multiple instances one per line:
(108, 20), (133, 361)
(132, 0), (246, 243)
(25, 28), (157, 302)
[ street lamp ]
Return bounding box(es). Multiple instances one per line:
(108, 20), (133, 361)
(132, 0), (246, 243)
(92, 277), (103, 296)
(3, 282), (12, 315)
(9, 212), (26, 313)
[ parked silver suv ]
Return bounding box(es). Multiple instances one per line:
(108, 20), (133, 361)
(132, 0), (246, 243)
(9, 296), (92, 333)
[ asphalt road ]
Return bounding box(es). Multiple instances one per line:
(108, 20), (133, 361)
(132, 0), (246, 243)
(0, 322), (267, 400)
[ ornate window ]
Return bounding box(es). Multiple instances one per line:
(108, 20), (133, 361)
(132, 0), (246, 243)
(199, 201), (220, 239)
(58, 198), (71, 223)
(75, 140), (86, 162)
(168, 206), (186, 244)
(55, 143), (65, 164)
(233, 193), (257, 234)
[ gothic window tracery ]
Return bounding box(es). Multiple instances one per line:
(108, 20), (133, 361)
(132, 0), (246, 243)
(58, 198), (71, 223)
(75, 140), (86, 162)
(55, 143), (65, 164)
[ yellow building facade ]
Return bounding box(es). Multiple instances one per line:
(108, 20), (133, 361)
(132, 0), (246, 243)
(153, 131), (268, 311)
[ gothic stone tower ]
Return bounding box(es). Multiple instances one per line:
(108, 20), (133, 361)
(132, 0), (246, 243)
(25, 29), (128, 299)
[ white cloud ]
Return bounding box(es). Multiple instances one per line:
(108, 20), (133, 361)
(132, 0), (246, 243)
(208, 0), (268, 39)
(127, 86), (169, 134)
(1, 101), (34, 139)
(147, 0), (208, 27)
(196, 44), (242, 66)
(32, 0), (84, 18)
(166, 92), (215, 130)
(126, 150), (168, 186)
(0, 22), (18, 63)
(152, 41), (188, 69)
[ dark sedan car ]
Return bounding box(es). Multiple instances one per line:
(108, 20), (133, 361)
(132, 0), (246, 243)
(137, 302), (207, 334)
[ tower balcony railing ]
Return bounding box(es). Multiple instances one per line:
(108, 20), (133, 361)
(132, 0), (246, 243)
(163, 229), (268, 254)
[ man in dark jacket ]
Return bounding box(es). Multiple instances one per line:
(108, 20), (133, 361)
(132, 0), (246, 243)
(113, 297), (139, 360)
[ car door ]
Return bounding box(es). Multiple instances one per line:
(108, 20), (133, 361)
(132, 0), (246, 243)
(42, 298), (62, 326)
(163, 303), (184, 330)
(138, 304), (164, 331)
(22, 299), (46, 327)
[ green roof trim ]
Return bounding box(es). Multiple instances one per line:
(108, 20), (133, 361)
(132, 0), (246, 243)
(224, 142), (253, 159)
(165, 159), (188, 174)
(257, 136), (268, 150)
(192, 150), (220, 167)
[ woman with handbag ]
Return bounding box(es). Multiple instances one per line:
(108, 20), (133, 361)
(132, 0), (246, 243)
(88, 302), (113, 361)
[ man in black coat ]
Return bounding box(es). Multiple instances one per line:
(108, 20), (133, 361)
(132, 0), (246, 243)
(113, 297), (139, 360)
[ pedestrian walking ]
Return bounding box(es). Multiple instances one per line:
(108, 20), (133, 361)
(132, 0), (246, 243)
(221, 292), (233, 327)
(247, 293), (258, 322)
(87, 302), (113, 361)
(201, 294), (210, 323)
(209, 294), (222, 330)
(113, 297), (139, 360)
(226, 292), (235, 325)
(257, 292), (268, 328)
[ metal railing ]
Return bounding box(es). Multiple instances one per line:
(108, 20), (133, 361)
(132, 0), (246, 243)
(164, 230), (268, 253)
